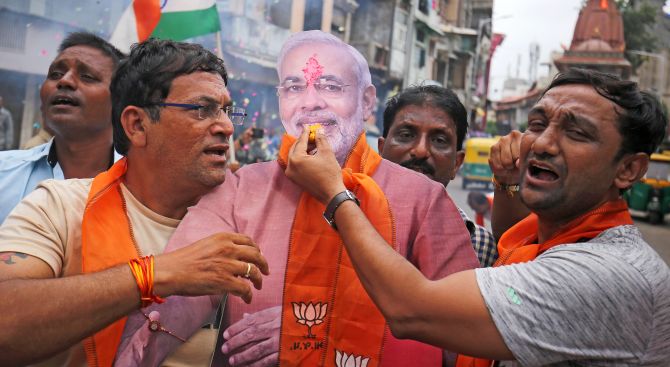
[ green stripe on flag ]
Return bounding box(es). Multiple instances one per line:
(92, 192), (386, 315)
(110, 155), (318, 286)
(151, 5), (220, 41)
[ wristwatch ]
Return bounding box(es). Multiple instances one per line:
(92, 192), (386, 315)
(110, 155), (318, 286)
(323, 190), (360, 230)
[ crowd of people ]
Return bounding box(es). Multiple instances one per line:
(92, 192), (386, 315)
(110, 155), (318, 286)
(0, 29), (668, 367)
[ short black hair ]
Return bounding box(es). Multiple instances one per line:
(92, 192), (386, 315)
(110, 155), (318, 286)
(383, 85), (469, 150)
(110, 38), (228, 155)
(59, 32), (124, 66)
(545, 68), (667, 157)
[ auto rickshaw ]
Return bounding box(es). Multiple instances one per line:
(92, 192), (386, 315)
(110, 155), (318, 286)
(624, 151), (670, 224)
(461, 137), (499, 189)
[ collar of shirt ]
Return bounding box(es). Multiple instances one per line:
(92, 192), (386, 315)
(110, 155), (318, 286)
(0, 139), (122, 224)
(457, 206), (477, 236)
(45, 139), (121, 168)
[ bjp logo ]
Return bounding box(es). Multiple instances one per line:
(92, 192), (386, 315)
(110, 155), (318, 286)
(292, 301), (328, 338)
(335, 350), (370, 367)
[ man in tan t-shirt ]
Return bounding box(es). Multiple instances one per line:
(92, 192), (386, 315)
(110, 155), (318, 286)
(0, 38), (269, 366)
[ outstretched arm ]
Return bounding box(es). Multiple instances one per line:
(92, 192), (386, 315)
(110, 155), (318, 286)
(0, 254), (138, 365)
(0, 232), (267, 366)
(285, 129), (513, 360)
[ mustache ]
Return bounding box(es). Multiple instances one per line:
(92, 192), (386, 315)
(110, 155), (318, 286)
(290, 111), (340, 126)
(400, 158), (435, 176)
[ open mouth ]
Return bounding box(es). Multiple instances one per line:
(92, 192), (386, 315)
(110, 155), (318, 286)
(203, 147), (228, 156)
(51, 95), (80, 107)
(528, 163), (559, 181)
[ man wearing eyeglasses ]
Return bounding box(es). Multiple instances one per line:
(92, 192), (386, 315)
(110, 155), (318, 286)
(0, 38), (269, 366)
(123, 30), (479, 366)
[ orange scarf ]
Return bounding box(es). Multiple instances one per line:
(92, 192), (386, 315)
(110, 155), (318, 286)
(277, 133), (394, 366)
(456, 199), (633, 367)
(81, 158), (139, 367)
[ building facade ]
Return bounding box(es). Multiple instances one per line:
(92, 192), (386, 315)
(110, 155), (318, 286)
(0, 0), (494, 147)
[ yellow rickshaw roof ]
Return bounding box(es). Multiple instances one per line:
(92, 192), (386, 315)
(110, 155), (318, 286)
(650, 153), (670, 162)
(464, 137), (500, 148)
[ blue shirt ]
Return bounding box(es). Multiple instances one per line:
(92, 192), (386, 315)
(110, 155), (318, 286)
(0, 139), (121, 224)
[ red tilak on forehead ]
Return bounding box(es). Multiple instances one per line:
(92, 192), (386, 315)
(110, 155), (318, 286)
(302, 54), (324, 85)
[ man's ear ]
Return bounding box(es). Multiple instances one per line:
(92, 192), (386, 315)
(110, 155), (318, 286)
(378, 136), (385, 154)
(452, 150), (465, 179)
(614, 152), (649, 190)
(120, 106), (149, 149)
(361, 84), (377, 121)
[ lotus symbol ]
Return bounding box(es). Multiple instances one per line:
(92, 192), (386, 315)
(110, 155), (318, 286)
(335, 350), (370, 367)
(292, 301), (328, 338)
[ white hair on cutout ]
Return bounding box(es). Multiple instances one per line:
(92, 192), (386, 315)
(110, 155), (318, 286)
(276, 30), (372, 92)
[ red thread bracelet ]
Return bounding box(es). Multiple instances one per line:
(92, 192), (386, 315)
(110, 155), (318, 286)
(128, 255), (165, 308)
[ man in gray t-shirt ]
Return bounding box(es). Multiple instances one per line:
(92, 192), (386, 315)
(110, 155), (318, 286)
(478, 225), (670, 366)
(284, 67), (670, 366)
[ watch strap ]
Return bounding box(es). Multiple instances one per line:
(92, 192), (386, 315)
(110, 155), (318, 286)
(323, 190), (360, 230)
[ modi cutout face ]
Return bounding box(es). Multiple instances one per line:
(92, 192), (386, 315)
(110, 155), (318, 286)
(277, 43), (371, 163)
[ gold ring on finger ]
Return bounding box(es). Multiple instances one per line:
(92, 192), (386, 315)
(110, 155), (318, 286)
(243, 262), (252, 279)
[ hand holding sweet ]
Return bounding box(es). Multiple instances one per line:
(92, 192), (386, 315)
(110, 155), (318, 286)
(286, 128), (345, 205)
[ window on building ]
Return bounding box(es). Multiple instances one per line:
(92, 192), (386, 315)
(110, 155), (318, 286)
(0, 12), (26, 51)
(416, 29), (425, 43)
(418, 0), (429, 14)
(448, 58), (466, 89)
(267, 0), (292, 29)
(331, 7), (346, 37)
(435, 60), (447, 85)
(374, 45), (388, 68)
(303, 1), (323, 31)
(416, 47), (426, 68)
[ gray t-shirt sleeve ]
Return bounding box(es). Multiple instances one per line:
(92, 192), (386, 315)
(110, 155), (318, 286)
(475, 244), (655, 366)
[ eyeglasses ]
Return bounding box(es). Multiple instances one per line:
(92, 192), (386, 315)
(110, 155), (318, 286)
(156, 102), (247, 125)
(276, 81), (351, 99)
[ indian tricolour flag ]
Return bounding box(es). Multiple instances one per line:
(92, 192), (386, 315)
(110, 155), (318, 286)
(110, 0), (220, 53)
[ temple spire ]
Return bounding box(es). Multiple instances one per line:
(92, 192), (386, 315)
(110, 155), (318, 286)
(554, 0), (631, 79)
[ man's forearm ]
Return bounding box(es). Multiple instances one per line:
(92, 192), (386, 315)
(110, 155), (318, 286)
(491, 191), (530, 240)
(0, 265), (139, 365)
(331, 201), (512, 359)
(331, 201), (432, 328)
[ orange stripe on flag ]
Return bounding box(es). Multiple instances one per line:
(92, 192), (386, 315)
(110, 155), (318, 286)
(133, 0), (161, 41)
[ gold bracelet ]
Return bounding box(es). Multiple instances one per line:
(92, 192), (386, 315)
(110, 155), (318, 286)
(491, 176), (520, 198)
